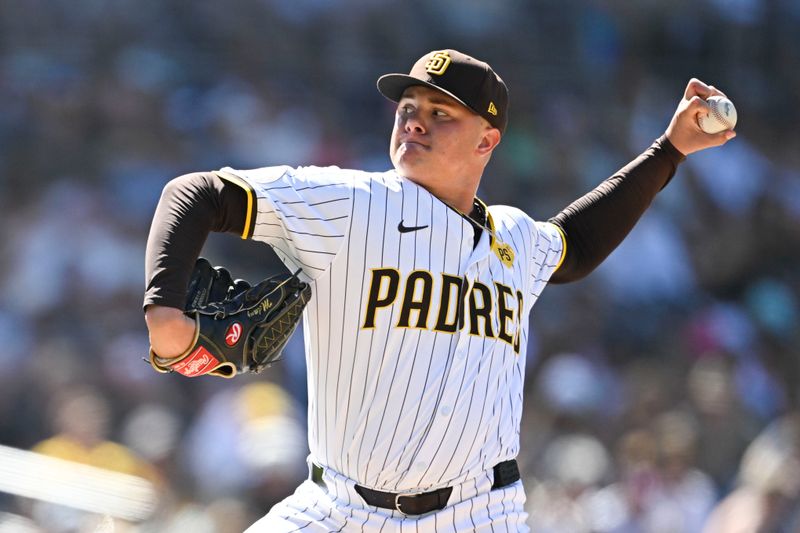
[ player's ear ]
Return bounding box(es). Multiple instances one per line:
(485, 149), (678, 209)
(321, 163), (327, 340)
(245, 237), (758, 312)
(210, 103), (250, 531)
(476, 127), (501, 156)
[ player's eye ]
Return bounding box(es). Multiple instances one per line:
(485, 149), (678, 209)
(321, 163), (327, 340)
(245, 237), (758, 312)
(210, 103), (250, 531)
(433, 109), (449, 118)
(399, 104), (415, 115)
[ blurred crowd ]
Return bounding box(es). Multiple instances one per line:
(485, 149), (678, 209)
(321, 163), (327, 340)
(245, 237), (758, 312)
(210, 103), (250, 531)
(1, 0), (799, 531)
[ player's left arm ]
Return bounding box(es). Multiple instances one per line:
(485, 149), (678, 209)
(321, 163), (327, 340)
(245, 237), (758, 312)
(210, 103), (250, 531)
(548, 78), (735, 283)
(144, 172), (250, 358)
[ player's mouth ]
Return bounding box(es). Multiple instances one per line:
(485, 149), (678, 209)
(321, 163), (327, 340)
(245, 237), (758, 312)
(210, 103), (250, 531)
(397, 138), (430, 150)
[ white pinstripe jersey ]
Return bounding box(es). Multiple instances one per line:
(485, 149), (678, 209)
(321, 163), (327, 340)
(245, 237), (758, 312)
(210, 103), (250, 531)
(220, 164), (564, 493)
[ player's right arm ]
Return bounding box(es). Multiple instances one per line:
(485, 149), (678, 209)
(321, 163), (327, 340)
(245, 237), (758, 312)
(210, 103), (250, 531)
(547, 78), (735, 284)
(144, 172), (249, 358)
(546, 135), (684, 283)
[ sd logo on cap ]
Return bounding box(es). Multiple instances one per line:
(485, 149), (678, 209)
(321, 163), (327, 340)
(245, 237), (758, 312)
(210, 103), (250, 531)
(377, 49), (509, 134)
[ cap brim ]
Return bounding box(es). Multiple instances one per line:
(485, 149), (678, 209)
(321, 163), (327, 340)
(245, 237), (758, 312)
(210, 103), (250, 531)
(377, 73), (473, 113)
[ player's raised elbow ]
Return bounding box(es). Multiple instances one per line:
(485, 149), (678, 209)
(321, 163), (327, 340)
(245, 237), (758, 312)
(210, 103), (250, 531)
(160, 172), (216, 200)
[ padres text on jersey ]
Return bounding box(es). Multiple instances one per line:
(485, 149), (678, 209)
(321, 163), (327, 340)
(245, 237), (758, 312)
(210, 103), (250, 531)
(220, 164), (564, 492)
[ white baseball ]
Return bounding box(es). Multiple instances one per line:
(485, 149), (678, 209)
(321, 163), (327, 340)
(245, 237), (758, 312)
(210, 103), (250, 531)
(698, 95), (737, 134)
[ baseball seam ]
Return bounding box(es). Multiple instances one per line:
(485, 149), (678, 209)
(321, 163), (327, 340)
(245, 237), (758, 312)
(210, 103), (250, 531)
(709, 101), (734, 130)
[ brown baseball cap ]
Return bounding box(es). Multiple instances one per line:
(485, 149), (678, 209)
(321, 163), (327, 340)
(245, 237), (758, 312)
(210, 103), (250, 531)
(377, 49), (509, 134)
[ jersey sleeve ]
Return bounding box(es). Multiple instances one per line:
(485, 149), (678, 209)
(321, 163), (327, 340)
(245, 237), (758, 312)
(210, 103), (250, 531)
(527, 219), (566, 300)
(217, 165), (354, 279)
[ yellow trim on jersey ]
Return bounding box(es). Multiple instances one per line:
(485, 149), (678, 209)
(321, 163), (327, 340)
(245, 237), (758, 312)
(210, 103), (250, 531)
(483, 204), (514, 268)
(213, 170), (256, 240)
(549, 222), (568, 272)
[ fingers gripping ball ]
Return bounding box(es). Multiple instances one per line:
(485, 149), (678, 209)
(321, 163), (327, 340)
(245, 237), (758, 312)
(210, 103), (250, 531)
(698, 96), (737, 134)
(149, 258), (312, 378)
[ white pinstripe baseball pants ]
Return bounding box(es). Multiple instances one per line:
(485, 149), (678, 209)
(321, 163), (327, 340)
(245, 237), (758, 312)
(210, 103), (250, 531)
(244, 462), (529, 532)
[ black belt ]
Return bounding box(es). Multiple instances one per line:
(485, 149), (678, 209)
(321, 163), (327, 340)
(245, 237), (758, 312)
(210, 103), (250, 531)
(310, 459), (520, 516)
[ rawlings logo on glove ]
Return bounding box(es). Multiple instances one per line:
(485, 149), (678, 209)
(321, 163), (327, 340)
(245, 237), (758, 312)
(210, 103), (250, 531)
(225, 323), (242, 346)
(173, 346), (217, 377)
(148, 258), (311, 378)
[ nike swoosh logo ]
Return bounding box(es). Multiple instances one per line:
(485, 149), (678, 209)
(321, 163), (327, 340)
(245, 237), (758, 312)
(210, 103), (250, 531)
(397, 220), (428, 233)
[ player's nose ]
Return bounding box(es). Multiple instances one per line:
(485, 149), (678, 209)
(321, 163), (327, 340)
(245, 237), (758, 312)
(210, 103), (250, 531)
(402, 112), (427, 134)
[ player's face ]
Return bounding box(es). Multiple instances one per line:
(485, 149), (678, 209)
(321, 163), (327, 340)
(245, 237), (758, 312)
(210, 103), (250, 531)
(390, 86), (497, 196)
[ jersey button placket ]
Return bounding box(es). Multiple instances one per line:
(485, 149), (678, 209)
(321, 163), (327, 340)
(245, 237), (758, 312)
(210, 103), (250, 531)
(454, 270), (476, 355)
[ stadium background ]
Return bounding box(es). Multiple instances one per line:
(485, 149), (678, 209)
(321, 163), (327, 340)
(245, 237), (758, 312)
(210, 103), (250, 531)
(1, 0), (799, 530)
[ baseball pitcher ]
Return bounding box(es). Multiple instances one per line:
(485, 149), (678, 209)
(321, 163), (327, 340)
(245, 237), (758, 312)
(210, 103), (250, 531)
(143, 49), (735, 531)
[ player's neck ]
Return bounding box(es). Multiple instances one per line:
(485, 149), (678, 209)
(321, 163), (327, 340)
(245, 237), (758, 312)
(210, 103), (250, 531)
(397, 168), (480, 213)
(445, 195), (475, 215)
(396, 163), (483, 214)
(423, 181), (477, 214)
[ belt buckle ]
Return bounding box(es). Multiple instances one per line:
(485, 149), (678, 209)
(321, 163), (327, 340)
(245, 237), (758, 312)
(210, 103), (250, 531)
(394, 492), (416, 516)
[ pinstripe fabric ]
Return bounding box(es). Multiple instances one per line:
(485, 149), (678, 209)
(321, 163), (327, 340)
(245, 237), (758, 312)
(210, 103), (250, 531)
(244, 462), (529, 532)
(224, 165), (562, 530)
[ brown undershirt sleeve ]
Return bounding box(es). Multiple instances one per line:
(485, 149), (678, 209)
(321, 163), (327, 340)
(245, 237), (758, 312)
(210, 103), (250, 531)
(143, 172), (248, 310)
(548, 135), (685, 284)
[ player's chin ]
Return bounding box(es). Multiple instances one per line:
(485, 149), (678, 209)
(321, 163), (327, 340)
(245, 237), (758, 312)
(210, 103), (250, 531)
(393, 157), (426, 181)
(392, 151), (421, 174)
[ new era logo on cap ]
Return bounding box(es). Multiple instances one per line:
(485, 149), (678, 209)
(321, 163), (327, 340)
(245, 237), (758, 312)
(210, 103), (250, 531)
(377, 49), (509, 134)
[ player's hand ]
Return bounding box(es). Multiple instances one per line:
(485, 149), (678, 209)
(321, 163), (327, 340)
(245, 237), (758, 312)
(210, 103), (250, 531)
(145, 305), (196, 359)
(665, 78), (736, 156)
